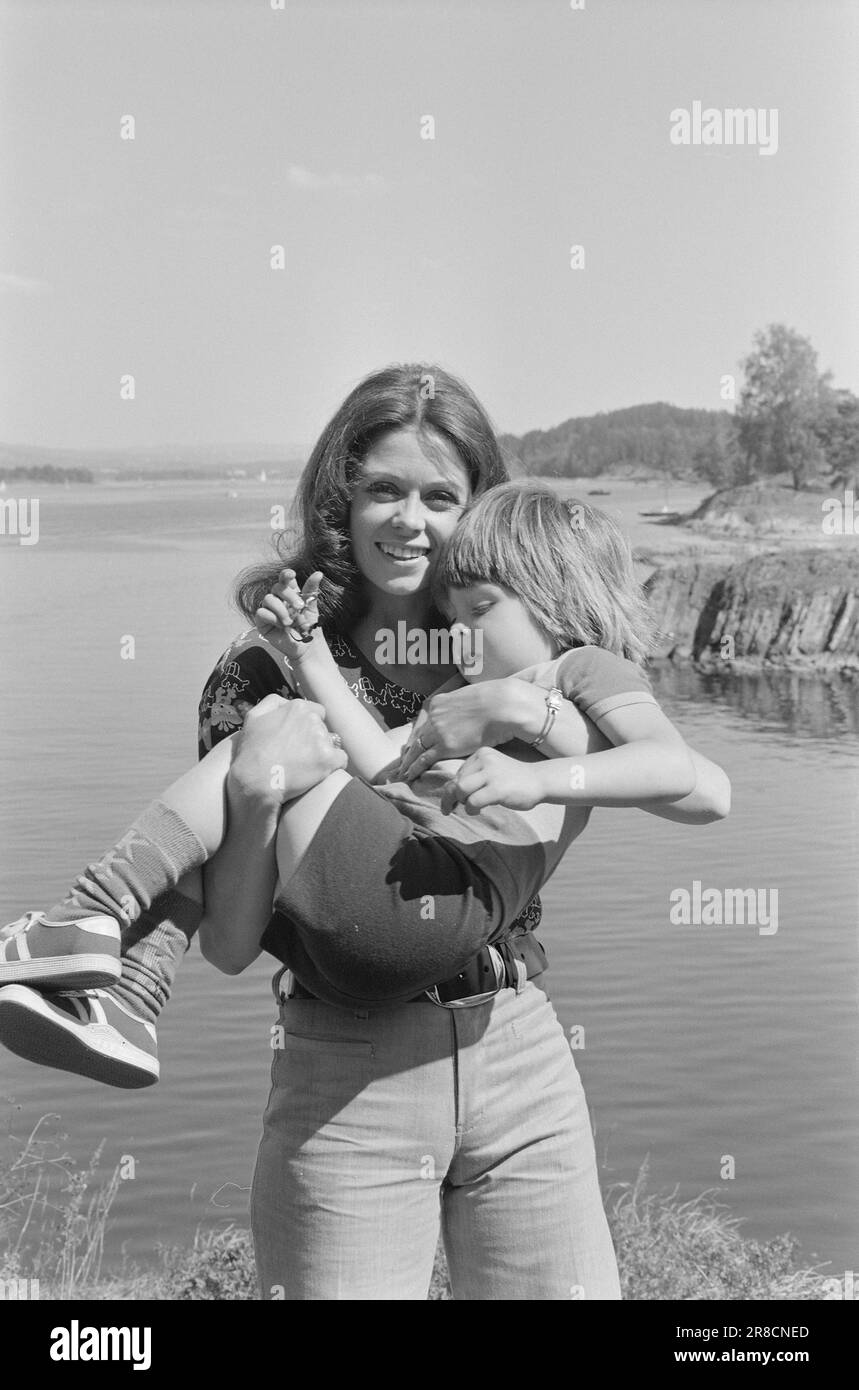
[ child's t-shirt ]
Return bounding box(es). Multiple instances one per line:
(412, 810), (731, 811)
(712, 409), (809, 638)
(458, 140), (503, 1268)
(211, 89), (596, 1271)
(375, 645), (656, 926)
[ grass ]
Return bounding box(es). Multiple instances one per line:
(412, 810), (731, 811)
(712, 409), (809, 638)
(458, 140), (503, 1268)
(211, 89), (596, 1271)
(0, 1120), (851, 1301)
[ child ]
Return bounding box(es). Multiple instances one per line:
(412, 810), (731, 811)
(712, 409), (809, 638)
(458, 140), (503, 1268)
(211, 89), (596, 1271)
(0, 484), (722, 1086)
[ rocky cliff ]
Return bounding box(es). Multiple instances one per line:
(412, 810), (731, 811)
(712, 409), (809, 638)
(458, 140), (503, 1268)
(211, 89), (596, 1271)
(646, 548), (859, 669)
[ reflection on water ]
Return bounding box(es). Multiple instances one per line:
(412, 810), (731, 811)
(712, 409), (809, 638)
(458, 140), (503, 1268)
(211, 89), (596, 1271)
(653, 663), (859, 741)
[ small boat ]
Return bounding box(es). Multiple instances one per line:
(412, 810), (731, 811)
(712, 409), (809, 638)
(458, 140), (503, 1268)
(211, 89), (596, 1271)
(588, 488), (611, 496)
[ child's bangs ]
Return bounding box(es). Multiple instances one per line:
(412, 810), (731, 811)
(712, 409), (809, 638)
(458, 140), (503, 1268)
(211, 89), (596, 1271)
(435, 504), (510, 594)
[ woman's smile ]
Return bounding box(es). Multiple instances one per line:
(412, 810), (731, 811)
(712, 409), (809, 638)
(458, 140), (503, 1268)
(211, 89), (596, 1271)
(375, 541), (430, 564)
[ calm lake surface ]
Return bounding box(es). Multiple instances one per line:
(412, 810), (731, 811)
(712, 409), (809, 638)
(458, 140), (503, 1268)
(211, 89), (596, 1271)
(1, 481), (857, 1280)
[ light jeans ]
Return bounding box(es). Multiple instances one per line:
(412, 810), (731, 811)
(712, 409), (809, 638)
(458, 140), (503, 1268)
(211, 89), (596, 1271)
(251, 977), (621, 1301)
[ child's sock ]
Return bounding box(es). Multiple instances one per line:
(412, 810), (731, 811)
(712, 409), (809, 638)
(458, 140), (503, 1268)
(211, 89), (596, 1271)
(110, 887), (203, 1025)
(44, 802), (208, 932)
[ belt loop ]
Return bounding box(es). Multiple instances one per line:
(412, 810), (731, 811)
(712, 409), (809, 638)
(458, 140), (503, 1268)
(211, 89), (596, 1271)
(272, 966), (292, 1005)
(512, 956), (527, 994)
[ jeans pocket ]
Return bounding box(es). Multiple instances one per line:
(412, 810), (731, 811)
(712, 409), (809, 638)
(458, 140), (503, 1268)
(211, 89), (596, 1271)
(508, 982), (559, 1041)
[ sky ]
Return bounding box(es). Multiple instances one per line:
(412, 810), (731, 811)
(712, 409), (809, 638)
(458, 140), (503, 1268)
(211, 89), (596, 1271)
(0, 0), (856, 451)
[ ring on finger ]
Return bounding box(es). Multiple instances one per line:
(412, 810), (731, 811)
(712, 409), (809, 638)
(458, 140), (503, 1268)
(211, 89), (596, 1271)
(330, 733), (342, 748)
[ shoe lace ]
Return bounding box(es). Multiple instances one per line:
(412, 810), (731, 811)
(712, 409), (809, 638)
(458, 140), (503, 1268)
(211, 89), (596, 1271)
(0, 910), (42, 942)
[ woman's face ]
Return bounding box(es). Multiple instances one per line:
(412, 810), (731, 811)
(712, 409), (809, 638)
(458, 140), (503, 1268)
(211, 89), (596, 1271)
(349, 427), (472, 603)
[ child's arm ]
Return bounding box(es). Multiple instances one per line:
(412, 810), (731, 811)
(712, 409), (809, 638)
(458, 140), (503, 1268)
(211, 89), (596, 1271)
(632, 747), (731, 822)
(397, 673), (729, 822)
(440, 700), (696, 814)
(501, 682), (730, 821)
(255, 569), (413, 783)
(439, 647), (700, 815)
(287, 635), (411, 781)
(533, 700), (696, 805)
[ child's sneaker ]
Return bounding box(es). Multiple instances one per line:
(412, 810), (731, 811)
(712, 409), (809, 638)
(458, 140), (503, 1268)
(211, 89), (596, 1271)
(0, 984), (159, 1088)
(0, 911), (121, 989)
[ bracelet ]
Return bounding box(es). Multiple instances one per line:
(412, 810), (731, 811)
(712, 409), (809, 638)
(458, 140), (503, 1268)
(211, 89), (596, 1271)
(530, 687), (563, 747)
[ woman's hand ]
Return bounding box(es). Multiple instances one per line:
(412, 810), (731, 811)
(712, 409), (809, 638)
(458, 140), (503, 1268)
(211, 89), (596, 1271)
(228, 693), (347, 805)
(397, 679), (527, 781)
(255, 568), (324, 662)
(440, 747), (543, 815)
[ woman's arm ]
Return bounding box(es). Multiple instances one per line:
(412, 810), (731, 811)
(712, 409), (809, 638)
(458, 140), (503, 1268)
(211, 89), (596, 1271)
(197, 695), (348, 975)
(198, 782), (279, 975)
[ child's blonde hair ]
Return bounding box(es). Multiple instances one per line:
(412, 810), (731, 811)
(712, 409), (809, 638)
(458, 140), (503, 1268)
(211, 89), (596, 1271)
(434, 480), (653, 665)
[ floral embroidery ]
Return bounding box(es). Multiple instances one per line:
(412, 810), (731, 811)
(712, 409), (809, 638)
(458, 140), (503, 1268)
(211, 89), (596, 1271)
(509, 894), (543, 935)
(197, 632), (290, 751)
(326, 632), (352, 662)
(327, 632), (424, 720)
(205, 659), (252, 736)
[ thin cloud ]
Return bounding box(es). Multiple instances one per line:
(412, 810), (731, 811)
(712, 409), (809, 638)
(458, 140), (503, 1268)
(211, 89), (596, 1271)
(285, 164), (386, 192)
(0, 272), (51, 294)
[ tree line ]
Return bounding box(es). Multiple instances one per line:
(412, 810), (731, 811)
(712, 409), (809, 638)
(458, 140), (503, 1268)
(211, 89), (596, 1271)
(0, 464), (95, 484)
(501, 325), (858, 493)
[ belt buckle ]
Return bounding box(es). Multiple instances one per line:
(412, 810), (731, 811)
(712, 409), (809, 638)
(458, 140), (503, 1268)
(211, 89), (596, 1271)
(424, 946), (505, 1009)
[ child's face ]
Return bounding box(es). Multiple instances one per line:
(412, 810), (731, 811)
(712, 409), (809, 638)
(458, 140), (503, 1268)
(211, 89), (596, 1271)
(446, 583), (560, 683)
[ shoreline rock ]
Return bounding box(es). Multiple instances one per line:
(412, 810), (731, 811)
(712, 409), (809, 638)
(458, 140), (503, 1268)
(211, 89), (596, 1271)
(646, 548), (859, 671)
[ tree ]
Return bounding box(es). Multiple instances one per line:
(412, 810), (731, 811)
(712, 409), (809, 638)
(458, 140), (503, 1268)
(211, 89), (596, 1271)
(815, 386), (859, 492)
(736, 324), (830, 489)
(692, 418), (749, 491)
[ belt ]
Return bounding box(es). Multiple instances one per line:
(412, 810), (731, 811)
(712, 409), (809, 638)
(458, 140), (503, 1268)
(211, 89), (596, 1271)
(278, 935), (548, 1010)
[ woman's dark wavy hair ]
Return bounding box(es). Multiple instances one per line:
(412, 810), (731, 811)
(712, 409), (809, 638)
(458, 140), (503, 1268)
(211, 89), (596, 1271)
(234, 363), (511, 631)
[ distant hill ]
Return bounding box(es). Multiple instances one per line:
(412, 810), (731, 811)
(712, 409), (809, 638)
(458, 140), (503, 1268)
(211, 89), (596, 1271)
(499, 402), (730, 480)
(3, 404), (731, 484)
(0, 442), (307, 482)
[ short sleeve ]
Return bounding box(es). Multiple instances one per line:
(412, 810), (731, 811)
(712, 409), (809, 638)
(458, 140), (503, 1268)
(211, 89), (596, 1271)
(555, 646), (656, 724)
(197, 631), (297, 758)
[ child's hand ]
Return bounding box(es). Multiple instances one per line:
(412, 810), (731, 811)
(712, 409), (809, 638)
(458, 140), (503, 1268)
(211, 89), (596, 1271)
(255, 569), (323, 659)
(440, 748), (543, 816)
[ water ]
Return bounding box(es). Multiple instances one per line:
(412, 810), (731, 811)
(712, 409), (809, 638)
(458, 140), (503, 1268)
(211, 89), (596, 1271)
(1, 482), (857, 1278)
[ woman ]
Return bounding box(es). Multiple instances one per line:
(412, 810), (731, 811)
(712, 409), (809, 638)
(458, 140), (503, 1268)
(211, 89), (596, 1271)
(196, 364), (727, 1299)
(0, 363), (727, 1296)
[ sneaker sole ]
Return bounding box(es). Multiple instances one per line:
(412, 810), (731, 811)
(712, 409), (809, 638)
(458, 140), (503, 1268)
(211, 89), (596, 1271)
(0, 953), (122, 990)
(0, 985), (159, 1089)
